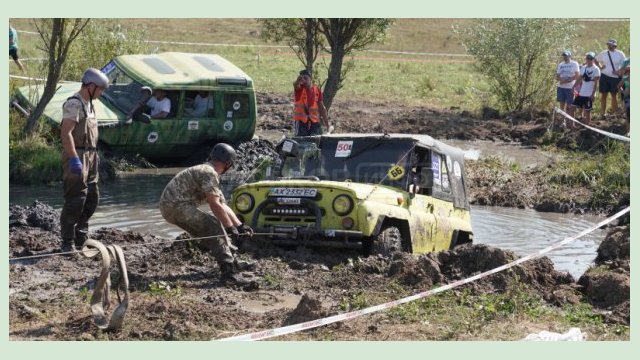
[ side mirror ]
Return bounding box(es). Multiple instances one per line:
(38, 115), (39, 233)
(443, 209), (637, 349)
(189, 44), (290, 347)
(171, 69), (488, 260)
(134, 112), (151, 124)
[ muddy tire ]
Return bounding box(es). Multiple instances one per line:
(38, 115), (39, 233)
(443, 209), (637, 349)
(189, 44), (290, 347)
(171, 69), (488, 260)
(370, 226), (403, 257)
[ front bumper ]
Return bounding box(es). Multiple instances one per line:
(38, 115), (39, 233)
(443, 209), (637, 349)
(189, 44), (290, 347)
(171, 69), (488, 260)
(255, 225), (363, 248)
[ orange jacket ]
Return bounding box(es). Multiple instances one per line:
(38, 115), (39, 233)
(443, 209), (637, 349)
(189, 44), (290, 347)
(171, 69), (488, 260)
(293, 86), (321, 123)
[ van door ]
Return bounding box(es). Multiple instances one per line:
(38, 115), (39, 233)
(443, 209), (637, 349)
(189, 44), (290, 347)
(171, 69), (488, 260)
(429, 151), (456, 250)
(407, 148), (438, 253)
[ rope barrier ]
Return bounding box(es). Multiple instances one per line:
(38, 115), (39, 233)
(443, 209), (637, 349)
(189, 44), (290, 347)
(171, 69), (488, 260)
(554, 107), (630, 142)
(217, 206), (630, 341)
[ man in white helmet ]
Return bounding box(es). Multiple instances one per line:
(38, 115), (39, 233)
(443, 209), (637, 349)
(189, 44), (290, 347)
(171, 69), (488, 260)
(59, 68), (109, 251)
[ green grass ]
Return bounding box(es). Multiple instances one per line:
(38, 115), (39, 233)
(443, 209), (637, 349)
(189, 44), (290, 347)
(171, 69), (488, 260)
(9, 18), (628, 111)
(545, 141), (629, 208)
(384, 283), (628, 340)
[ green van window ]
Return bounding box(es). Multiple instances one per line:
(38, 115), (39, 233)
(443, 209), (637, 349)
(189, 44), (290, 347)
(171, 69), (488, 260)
(223, 94), (250, 118)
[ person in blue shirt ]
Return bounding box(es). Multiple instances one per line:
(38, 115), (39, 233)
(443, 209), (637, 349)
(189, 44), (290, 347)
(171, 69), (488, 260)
(9, 25), (25, 72)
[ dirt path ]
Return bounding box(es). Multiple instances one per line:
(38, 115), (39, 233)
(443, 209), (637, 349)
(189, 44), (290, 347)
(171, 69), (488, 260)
(9, 202), (629, 341)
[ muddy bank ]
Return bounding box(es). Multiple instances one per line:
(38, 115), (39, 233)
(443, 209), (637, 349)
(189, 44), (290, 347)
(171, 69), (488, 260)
(256, 92), (627, 153)
(9, 202), (629, 340)
(578, 225), (630, 325)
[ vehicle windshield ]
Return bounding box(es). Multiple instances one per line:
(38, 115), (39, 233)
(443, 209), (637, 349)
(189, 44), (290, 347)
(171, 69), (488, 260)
(100, 61), (147, 114)
(281, 138), (414, 189)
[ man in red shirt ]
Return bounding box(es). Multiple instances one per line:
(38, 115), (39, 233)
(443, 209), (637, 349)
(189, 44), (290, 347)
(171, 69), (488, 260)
(292, 69), (331, 136)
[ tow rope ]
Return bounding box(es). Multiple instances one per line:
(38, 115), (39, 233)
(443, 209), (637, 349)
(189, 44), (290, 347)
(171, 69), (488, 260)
(80, 239), (130, 330)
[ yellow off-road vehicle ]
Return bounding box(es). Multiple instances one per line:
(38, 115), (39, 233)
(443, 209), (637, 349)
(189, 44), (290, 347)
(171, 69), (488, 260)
(231, 134), (473, 256)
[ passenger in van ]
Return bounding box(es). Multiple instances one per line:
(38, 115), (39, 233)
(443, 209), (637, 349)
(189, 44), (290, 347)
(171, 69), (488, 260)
(186, 91), (214, 117)
(127, 86), (152, 122)
(147, 89), (171, 119)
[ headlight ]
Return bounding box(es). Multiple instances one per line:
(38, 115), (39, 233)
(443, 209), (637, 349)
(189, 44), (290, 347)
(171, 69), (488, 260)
(332, 195), (353, 215)
(235, 193), (254, 213)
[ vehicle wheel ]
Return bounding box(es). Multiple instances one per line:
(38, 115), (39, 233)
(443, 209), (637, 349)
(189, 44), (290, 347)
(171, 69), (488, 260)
(371, 226), (403, 257)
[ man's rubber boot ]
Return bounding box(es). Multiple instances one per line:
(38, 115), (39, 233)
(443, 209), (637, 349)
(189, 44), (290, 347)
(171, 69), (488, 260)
(74, 229), (88, 250)
(220, 262), (256, 288)
(61, 238), (75, 253)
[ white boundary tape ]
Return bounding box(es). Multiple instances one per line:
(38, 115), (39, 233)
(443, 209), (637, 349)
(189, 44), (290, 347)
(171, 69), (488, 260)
(555, 107), (630, 142)
(9, 74), (73, 83)
(217, 206), (629, 341)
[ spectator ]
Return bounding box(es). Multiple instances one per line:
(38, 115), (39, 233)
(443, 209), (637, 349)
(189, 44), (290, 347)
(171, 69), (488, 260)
(9, 24), (25, 72)
(556, 50), (580, 112)
(292, 69), (331, 136)
(146, 89), (171, 119)
(186, 91), (214, 117)
(617, 63), (630, 135)
(595, 39), (626, 117)
(570, 52), (601, 126)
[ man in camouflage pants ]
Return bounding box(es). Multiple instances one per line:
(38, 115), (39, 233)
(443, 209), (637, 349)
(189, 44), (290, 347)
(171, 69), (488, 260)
(159, 143), (255, 286)
(60, 68), (109, 251)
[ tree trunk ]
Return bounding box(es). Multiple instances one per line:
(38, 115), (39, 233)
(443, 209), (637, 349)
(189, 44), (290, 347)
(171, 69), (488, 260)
(304, 19), (316, 71)
(24, 18), (88, 135)
(322, 46), (344, 112)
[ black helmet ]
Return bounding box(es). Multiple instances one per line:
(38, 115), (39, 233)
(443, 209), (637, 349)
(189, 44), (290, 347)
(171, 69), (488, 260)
(209, 143), (237, 168)
(81, 68), (109, 89)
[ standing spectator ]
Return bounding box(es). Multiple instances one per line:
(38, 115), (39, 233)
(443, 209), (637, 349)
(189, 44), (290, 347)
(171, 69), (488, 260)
(570, 52), (601, 126)
(595, 39), (626, 117)
(9, 24), (25, 72)
(59, 68), (109, 251)
(292, 69), (331, 136)
(555, 50), (580, 112)
(146, 89), (171, 119)
(617, 63), (630, 135)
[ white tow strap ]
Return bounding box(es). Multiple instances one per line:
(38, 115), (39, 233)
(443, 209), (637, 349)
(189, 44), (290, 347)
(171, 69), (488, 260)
(81, 239), (130, 330)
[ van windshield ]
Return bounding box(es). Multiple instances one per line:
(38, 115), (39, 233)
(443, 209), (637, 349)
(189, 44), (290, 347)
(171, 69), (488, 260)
(101, 61), (147, 114)
(281, 138), (414, 189)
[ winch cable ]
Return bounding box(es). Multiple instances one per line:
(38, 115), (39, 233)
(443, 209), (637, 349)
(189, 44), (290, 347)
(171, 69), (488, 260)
(8, 232), (287, 262)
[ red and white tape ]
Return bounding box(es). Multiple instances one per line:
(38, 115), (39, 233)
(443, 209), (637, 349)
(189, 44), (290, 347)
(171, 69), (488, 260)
(554, 107), (630, 142)
(217, 206), (630, 341)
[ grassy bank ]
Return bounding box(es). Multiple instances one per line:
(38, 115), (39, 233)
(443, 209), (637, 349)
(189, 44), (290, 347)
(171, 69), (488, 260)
(280, 282), (628, 340)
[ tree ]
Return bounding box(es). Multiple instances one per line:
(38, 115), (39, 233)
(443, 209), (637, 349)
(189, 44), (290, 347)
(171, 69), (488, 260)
(259, 18), (323, 74)
(260, 18), (392, 111)
(316, 19), (392, 110)
(457, 19), (576, 112)
(25, 18), (89, 135)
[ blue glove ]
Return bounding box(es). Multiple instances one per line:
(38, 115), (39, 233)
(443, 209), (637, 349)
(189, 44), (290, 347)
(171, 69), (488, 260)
(69, 156), (82, 175)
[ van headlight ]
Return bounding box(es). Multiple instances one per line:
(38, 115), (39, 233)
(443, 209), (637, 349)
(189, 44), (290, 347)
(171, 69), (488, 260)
(332, 195), (353, 215)
(235, 193), (254, 213)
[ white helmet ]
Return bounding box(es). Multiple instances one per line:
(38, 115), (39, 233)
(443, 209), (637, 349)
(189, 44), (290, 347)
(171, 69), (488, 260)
(81, 68), (109, 89)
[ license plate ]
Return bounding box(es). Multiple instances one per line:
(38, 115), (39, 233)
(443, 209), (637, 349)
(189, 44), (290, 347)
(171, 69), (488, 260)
(277, 197), (301, 205)
(269, 187), (317, 197)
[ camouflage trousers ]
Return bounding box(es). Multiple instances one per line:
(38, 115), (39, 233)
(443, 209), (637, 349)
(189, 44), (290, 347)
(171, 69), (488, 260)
(159, 201), (235, 266)
(60, 150), (99, 246)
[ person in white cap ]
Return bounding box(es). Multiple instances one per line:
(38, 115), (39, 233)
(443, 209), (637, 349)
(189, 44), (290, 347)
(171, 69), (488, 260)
(555, 50), (580, 113)
(595, 39), (626, 117)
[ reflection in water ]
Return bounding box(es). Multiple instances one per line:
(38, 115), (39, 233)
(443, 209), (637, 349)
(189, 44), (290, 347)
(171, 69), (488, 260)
(10, 176), (605, 278)
(471, 206), (606, 278)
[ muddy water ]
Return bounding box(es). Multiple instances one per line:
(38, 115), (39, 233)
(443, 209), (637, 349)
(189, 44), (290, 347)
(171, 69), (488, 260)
(10, 175), (605, 278)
